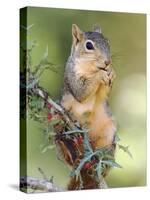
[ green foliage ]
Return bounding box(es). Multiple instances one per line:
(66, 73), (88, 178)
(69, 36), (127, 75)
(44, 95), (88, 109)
(101, 160), (122, 168)
(114, 134), (132, 158)
(118, 144), (132, 158)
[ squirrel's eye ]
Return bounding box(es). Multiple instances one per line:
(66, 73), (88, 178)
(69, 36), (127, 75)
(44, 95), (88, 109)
(86, 41), (94, 50)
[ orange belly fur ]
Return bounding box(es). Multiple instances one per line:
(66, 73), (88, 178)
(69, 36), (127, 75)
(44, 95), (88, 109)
(61, 84), (116, 149)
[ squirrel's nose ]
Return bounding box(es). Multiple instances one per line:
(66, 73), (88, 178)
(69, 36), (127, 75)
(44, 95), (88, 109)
(105, 59), (111, 67)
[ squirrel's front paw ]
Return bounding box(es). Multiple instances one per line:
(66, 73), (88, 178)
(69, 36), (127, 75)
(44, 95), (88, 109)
(100, 67), (116, 86)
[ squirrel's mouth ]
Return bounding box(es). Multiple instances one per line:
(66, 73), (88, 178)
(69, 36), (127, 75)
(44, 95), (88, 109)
(98, 67), (107, 71)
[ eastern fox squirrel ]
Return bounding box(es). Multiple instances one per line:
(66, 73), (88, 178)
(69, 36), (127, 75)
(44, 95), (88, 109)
(60, 24), (117, 190)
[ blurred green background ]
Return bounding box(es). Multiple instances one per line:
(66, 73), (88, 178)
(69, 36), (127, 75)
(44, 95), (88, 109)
(24, 7), (146, 188)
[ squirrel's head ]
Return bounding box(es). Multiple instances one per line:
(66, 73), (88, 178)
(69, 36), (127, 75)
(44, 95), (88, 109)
(71, 24), (111, 70)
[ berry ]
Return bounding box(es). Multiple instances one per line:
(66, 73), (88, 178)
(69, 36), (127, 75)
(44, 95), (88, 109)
(77, 135), (83, 144)
(91, 159), (97, 165)
(54, 124), (63, 132)
(73, 138), (78, 147)
(47, 112), (53, 121)
(47, 102), (52, 109)
(84, 162), (92, 169)
(90, 140), (95, 147)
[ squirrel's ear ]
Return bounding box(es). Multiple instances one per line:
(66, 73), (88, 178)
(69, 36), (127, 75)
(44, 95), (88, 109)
(93, 25), (102, 33)
(72, 24), (83, 45)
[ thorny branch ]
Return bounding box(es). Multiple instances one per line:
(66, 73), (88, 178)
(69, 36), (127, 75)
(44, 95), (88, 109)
(31, 86), (77, 130)
(21, 78), (110, 192)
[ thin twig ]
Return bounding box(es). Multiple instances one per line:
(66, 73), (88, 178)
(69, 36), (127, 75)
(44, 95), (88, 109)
(63, 129), (89, 135)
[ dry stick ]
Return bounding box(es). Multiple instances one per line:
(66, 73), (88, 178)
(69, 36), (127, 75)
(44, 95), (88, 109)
(20, 176), (64, 192)
(20, 176), (107, 192)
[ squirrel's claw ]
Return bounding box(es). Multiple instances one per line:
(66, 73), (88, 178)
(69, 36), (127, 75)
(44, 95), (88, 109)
(100, 67), (116, 86)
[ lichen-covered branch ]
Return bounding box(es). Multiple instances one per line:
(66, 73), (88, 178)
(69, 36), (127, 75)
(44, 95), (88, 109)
(20, 176), (108, 192)
(20, 176), (65, 192)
